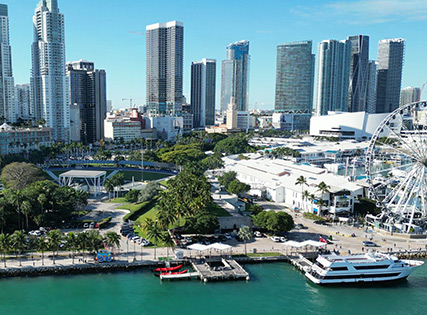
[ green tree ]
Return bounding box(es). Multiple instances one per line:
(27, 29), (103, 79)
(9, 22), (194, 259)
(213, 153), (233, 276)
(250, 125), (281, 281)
(37, 236), (48, 266)
(125, 189), (140, 203)
(104, 178), (114, 201)
(11, 230), (27, 266)
(201, 153), (224, 170)
(227, 179), (251, 195)
(213, 137), (253, 155)
(0, 233), (10, 268)
(144, 218), (163, 259)
(66, 232), (78, 264)
(218, 171), (237, 189)
(253, 211), (294, 233)
(295, 176), (307, 209)
(185, 211), (219, 234)
(47, 229), (64, 265)
(0, 162), (46, 189)
(105, 231), (121, 257)
(238, 225), (252, 255)
(77, 232), (89, 260)
(86, 230), (103, 256)
(138, 182), (159, 203)
(21, 200), (32, 231)
(0, 198), (8, 234)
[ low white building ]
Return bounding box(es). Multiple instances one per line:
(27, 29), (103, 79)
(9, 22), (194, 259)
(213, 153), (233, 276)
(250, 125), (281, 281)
(145, 116), (183, 141)
(104, 116), (142, 142)
(310, 111), (390, 140)
(222, 156), (364, 215)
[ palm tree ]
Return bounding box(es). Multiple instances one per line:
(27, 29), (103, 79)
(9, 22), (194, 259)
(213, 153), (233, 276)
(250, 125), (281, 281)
(295, 176), (307, 210)
(105, 231), (121, 258)
(86, 230), (103, 257)
(238, 226), (253, 255)
(144, 218), (163, 260)
(11, 230), (27, 266)
(77, 232), (88, 261)
(66, 232), (78, 264)
(316, 182), (331, 215)
(104, 179), (114, 201)
(302, 190), (311, 212)
(0, 198), (8, 234)
(47, 229), (64, 265)
(0, 233), (10, 268)
(37, 236), (47, 266)
(21, 200), (32, 231)
(162, 232), (175, 259)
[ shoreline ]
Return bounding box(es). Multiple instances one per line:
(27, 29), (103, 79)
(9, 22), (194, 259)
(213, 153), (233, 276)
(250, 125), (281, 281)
(1, 251), (426, 280)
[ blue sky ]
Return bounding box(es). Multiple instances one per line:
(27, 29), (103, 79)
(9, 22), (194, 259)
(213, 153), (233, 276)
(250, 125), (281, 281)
(7, 0), (427, 110)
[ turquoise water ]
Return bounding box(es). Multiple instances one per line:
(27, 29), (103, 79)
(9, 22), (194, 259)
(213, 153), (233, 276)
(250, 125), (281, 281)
(0, 262), (426, 315)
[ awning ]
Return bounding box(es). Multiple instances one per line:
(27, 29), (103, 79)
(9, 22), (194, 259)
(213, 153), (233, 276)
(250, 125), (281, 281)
(187, 244), (209, 251)
(208, 243), (232, 251)
(283, 240), (327, 248)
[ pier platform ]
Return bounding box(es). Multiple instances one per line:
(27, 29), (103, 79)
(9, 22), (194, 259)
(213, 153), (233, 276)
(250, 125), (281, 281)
(191, 258), (250, 282)
(290, 255), (313, 272)
(160, 271), (200, 280)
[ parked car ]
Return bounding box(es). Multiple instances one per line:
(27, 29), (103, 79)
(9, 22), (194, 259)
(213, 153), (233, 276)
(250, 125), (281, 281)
(89, 222), (95, 228)
(280, 237), (287, 242)
(254, 231), (262, 238)
(185, 237), (193, 243)
(314, 220), (327, 225)
(225, 233), (232, 240)
(83, 223), (89, 228)
(270, 236), (281, 242)
(363, 241), (377, 247)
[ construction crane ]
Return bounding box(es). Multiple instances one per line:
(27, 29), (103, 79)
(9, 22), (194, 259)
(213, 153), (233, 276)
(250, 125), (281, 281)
(122, 98), (143, 108)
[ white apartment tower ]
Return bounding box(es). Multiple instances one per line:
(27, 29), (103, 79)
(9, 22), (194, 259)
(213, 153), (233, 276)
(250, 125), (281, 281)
(0, 4), (16, 123)
(31, 0), (70, 141)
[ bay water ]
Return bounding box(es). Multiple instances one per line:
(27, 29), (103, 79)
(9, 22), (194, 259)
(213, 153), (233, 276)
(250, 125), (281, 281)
(0, 261), (426, 315)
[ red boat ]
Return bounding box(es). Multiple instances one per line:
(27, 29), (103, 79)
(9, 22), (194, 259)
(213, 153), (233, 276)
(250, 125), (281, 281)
(154, 264), (183, 272)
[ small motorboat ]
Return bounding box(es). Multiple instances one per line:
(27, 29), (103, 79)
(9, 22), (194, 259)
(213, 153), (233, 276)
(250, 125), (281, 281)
(153, 264), (183, 272)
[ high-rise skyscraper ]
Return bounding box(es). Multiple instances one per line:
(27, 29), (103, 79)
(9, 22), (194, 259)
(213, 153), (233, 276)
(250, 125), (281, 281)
(0, 4), (16, 123)
(220, 40), (250, 112)
(146, 21), (183, 115)
(348, 35), (369, 112)
(15, 84), (31, 120)
(67, 60), (107, 144)
(366, 60), (378, 113)
(190, 59), (216, 127)
(375, 38), (405, 113)
(316, 39), (351, 115)
(31, 0), (69, 141)
(400, 86), (421, 105)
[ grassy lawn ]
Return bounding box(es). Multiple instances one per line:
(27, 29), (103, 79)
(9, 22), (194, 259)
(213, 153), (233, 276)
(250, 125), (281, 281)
(108, 197), (128, 204)
(206, 202), (231, 217)
(303, 212), (325, 221)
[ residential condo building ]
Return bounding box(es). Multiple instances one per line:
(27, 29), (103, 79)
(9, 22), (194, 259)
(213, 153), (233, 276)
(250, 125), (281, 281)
(400, 86), (421, 105)
(15, 84), (31, 120)
(0, 4), (16, 123)
(375, 38), (405, 113)
(67, 60), (107, 144)
(31, 0), (70, 141)
(190, 59), (216, 127)
(316, 39), (351, 115)
(348, 35), (369, 112)
(146, 21), (184, 115)
(220, 40), (250, 112)
(366, 60), (378, 113)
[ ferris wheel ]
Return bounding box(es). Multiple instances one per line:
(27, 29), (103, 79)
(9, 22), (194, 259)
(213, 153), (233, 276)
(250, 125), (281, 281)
(365, 101), (427, 232)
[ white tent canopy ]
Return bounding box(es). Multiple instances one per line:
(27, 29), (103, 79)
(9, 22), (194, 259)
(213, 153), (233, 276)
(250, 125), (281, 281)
(208, 243), (232, 251)
(187, 244), (209, 251)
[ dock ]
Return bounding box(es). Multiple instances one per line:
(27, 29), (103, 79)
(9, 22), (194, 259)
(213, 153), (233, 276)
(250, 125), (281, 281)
(289, 255), (313, 272)
(160, 271), (200, 280)
(190, 258), (250, 282)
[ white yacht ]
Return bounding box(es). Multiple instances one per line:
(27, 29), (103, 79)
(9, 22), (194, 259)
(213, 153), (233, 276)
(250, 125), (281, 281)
(305, 252), (424, 285)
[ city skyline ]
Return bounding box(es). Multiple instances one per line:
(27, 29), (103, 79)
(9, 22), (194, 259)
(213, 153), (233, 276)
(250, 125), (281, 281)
(5, 0), (427, 110)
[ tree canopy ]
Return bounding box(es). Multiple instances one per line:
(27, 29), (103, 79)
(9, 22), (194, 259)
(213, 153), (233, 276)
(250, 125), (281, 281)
(213, 137), (254, 155)
(253, 211), (294, 233)
(1, 162), (46, 190)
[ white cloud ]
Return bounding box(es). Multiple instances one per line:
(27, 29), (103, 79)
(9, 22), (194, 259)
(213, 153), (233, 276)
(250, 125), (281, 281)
(293, 0), (427, 25)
